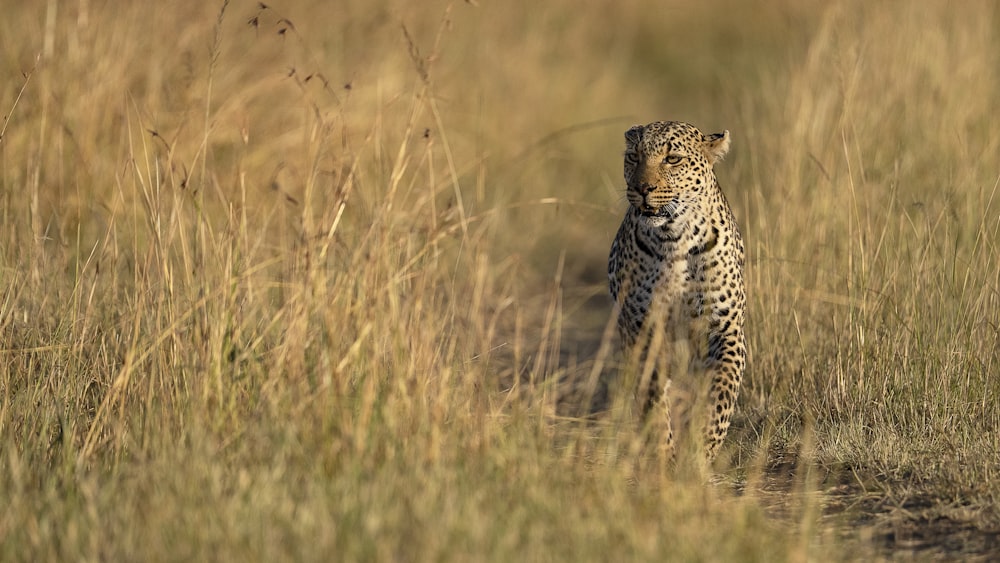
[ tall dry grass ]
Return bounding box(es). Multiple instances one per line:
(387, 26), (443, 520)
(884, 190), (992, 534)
(1, 0), (998, 560)
(734, 1), (1000, 548)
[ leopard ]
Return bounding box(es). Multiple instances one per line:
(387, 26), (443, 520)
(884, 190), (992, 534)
(607, 120), (746, 461)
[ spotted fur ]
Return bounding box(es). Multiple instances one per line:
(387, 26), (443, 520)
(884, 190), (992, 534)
(608, 120), (746, 460)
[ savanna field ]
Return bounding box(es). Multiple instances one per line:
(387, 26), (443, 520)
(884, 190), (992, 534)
(2, 1), (1000, 560)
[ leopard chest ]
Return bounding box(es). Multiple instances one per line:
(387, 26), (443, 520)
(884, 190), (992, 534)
(609, 211), (713, 341)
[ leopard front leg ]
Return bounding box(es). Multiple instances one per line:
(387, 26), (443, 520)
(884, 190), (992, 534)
(626, 321), (680, 460)
(639, 364), (675, 460)
(703, 332), (745, 460)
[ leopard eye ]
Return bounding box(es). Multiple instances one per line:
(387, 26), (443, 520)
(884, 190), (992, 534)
(663, 155), (684, 165)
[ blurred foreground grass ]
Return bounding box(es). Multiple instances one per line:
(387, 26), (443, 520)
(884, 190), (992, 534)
(2, 0), (999, 560)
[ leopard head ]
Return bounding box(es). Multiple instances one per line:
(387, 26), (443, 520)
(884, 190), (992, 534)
(623, 121), (730, 216)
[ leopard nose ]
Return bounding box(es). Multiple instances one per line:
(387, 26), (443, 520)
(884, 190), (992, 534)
(636, 183), (654, 196)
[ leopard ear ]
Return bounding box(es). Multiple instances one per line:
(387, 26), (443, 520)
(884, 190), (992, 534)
(703, 130), (731, 164)
(625, 125), (643, 147)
